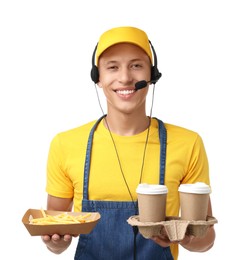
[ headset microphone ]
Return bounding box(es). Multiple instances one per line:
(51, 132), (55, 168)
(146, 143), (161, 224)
(135, 80), (150, 90)
(135, 71), (162, 90)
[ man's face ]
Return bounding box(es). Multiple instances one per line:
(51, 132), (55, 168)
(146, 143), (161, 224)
(97, 43), (151, 115)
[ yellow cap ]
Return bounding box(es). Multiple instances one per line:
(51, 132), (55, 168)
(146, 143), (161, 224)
(96, 26), (153, 65)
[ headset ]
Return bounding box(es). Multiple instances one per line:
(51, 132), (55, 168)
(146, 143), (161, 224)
(90, 40), (162, 84)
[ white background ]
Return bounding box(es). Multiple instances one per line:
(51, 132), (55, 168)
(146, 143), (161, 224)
(0, 0), (242, 259)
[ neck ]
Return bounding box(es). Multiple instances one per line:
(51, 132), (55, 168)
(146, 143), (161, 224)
(104, 113), (150, 136)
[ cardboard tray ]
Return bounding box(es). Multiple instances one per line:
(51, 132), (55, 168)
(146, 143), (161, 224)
(22, 209), (101, 236)
(127, 215), (217, 242)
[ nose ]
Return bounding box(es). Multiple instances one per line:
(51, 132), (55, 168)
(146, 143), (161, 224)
(118, 67), (133, 85)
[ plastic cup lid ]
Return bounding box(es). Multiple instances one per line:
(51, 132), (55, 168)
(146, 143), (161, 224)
(136, 183), (168, 195)
(178, 182), (211, 194)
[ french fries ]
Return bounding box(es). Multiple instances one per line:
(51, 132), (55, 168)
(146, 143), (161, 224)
(29, 210), (92, 225)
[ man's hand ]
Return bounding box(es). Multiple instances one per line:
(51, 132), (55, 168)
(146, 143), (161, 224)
(41, 234), (73, 254)
(151, 233), (193, 248)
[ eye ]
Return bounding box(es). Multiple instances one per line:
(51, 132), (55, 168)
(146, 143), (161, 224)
(107, 65), (118, 70)
(131, 63), (143, 69)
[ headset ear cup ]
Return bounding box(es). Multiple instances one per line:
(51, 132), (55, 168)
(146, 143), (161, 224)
(151, 66), (162, 83)
(91, 65), (99, 83)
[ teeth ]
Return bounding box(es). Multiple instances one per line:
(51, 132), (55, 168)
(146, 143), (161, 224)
(116, 90), (135, 95)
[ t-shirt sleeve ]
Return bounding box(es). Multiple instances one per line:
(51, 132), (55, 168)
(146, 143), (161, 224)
(182, 134), (210, 185)
(45, 134), (74, 198)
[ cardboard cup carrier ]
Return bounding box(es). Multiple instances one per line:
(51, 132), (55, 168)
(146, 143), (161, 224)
(136, 183), (168, 222)
(178, 182), (211, 221)
(128, 182), (217, 241)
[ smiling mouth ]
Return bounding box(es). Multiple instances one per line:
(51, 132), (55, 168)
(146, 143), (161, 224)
(115, 89), (136, 95)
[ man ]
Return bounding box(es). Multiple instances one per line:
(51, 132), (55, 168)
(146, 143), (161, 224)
(41, 26), (215, 259)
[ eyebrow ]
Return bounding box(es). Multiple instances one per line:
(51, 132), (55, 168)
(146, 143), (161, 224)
(104, 58), (145, 65)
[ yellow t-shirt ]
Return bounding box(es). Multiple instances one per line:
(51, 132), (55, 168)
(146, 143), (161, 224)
(46, 117), (210, 259)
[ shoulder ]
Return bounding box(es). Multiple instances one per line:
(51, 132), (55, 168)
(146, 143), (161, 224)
(163, 121), (209, 165)
(51, 119), (98, 145)
(60, 119), (97, 136)
(165, 122), (199, 137)
(163, 122), (204, 147)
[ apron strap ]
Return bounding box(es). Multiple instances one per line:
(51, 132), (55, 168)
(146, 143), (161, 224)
(156, 118), (167, 185)
(83, 115), (106, 200)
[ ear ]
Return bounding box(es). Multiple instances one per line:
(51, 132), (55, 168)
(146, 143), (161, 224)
(97, 82), (103, 88)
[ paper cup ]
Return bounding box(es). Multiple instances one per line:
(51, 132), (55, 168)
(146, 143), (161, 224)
(178, 182), (211, 221)
(136, 183), (168, 222)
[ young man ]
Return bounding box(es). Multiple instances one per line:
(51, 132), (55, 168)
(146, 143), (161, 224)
(41, 26), (215, 259)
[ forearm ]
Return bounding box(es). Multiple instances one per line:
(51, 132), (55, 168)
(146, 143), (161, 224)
(180, 226), (215, 252)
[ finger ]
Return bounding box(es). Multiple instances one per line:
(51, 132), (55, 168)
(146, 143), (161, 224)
(41, 235), (51, 242)
(51, 234), (61, 241)
(151, 236), (171, 248)
(179, 234), (193, 246)
(63, 234), (72, 241)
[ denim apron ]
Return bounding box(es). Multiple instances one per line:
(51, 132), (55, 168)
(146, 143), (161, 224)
(74, 116), (173, 260)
